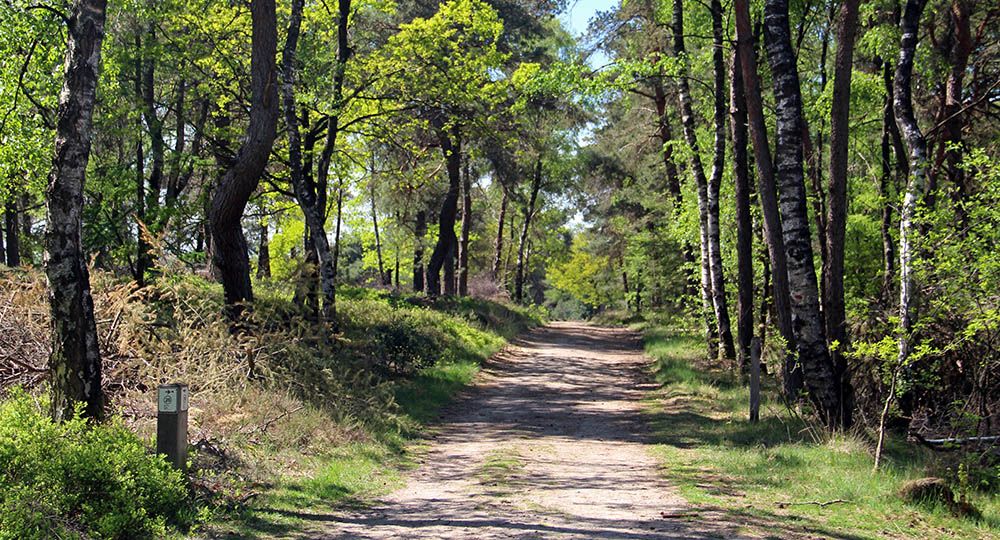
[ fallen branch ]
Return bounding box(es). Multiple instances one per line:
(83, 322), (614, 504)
(776, 499), (849, 508)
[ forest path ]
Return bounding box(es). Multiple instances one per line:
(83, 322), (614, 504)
(310, 322), (747, 539)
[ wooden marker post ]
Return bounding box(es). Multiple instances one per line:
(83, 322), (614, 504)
(156, 383), (189, 471)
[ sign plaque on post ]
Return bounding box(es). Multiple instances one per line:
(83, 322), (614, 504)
(156, 383), (189, 471)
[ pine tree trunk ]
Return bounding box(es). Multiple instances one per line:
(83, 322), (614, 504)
(427, 127), (461, 296)
(515, 159), (542, 304)
(764, 0), (844, 426)
(708, 0), (736, 361)
(413, 209), (426, 292)
(731, 47), (755, 373)
(893, 0), (930, 381)
(652, 76), (682, 204)
(458, 158), (472, 296)
(209, 0), (279, 316)
(672, 0), (719, 360)
(369, 169), (387, 285)
(825, 0), (861, 418)
(735, 0), (801, 397)
(45, 0), (108, 422)
(133, 33), (149, 286)
(491, 189), (507, 282)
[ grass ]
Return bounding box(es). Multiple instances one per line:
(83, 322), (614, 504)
(476, 446), (526, 495)
(640, 325), (1000, 540)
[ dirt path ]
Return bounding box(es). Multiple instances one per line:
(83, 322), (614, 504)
(314, 322), (746, 539)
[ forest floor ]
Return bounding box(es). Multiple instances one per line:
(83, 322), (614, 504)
(262, 322), (749, 539)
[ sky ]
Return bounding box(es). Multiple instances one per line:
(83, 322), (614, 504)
(558, 0), (618, 67)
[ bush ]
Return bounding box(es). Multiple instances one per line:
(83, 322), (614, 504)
(0, 388), (194, 540)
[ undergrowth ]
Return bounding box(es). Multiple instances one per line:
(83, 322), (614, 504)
(641, 325), (1000, 539)
(0, 268), (543, 538)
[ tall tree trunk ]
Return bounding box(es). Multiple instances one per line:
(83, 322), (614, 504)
(370, 178), (387, 285)
(314, 0), (352, 225)
(45, 0), (107, 422)
(824, 0), (860, 422)
(938, 0), (972, 227)
(879, 61), (897, 303)
(166, 78), (186, 205)
(427, 126), (461, 296)
(491, 188), (507, 282)
(893, 0), (930, 385)
(256, 218), (270, 279)
(282, 0), (338, 320)
(708, 0), (736, 361)
(140, 23), (163, 218)
(732, 47), (755, 373)
(413, 209), (426, 292)
(5, 201), (20, 266)
(764, 0), (845, 427)
(133, 33), (149, 286)
(672, 0), (719, 360)
(735, 0), (801, 397)
(208, 0), (279, 315)
(458, 158), (472, 296)
(515, 159), (542, 304)
(652, 76), (682, 204)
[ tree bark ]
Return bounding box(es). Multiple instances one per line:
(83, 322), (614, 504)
(209, 0), (279, 315)
(731, 47), (755, 373)
(314, 0), (352, 224)
(256, 218), (270, 279)
(515, 159), (542, 304)
(413, 209), (426, 292)
(824, 0), (860, 420)
(652, 76), (682, 204)
(893, 0), (930, 382)
(45, 0), (107, 422)
(427, 126), (461, 296)
(282, 0), (338, 320)
(370, 176), (387, 285)
(764, 0), (844, 426)
(458, 158), (472, 296)
(672, 0), (719, 360)
(879, 61), (897, 303)
(735, 0), (801, 397)
(707, 0), (736, 361)
(4, 201), (19, 266)
(491, 188), (507, 282)
(133, 32), (149, 286)
(937, 0), (972, 227)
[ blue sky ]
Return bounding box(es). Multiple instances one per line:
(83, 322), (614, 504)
(558, 0), (618, 68)
(559, 0), (619, 37)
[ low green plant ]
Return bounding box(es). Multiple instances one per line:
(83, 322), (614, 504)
(0, 388), (197, 540)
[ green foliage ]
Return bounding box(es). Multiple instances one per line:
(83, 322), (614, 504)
(0, 388), (195, 540)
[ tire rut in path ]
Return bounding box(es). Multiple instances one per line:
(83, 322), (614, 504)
(313, 322), (745, 539)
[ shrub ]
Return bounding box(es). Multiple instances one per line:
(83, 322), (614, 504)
(0, 388), (194, 540)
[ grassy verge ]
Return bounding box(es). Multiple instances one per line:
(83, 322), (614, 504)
(641, 325), (1000, 540)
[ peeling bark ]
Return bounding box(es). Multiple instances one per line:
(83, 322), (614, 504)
(894, 0), (930, 379)
(764, 0), (844, 426)
(45, 0), (108, 421)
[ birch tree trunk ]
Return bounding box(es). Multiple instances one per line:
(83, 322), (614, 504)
(824, 0), (860, 421)
(672, 0), (719, 360)
(708, 0), (736, 361)
(45, 0), (108, 421)
(731, 46), (755, 373)
(735, 0), (801, 397)
(893, 0), (930, 379)
(764, 0), (844, 426)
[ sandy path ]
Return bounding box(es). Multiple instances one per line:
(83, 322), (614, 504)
(312, 322), (745, 539)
